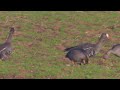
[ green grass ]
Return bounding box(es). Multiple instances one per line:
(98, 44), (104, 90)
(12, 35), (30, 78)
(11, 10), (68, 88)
(0, 11), (120, 79)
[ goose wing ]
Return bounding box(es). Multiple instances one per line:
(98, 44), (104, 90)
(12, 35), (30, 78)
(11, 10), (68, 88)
(0, 43), (11, 52)
(64, 43), (95, 52)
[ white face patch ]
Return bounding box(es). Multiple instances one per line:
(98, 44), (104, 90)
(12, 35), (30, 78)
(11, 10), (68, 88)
(106, 33), (109, 38)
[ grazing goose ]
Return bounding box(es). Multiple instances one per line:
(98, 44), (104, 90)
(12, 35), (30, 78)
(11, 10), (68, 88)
(65, 48), (90, 65)
(0, 27), (15, 60)
(103, 44), (120, 59)
(65, 33), (109, 65)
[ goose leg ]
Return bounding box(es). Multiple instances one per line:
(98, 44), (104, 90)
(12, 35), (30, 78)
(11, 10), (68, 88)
(84, 55), (89, 64)
(77, 62), (81, 65)
(103, 49), (113, 59)
(0, 53), (9, 60)
(1, 55), (8, 60)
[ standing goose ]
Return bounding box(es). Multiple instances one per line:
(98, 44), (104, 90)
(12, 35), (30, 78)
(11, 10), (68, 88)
(103, 44), (120, 59)
(65, 33), (109, 65)
(0, 27), (15, 60)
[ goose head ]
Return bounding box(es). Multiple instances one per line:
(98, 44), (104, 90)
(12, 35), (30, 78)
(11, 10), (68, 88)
(99, 33), (109, 42)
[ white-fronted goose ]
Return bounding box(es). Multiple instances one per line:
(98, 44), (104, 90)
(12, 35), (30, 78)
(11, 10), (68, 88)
(0, 27), (14, 60)
(65, 33), (109, 65)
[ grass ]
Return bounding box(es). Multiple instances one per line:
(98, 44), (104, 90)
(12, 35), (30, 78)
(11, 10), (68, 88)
(0, 11), (120, 79)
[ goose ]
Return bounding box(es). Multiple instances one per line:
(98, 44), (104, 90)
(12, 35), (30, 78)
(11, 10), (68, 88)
(65, 33), (109, 65)
(0, 27), (15, 60)
(103, 44), (120, 59)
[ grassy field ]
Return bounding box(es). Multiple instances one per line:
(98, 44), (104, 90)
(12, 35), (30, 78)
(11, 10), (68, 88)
(0, 11), (120, 79)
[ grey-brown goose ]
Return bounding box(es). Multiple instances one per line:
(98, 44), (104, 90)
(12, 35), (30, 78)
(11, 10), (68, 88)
(65, 33), (109, 65)
(0, 27), (15, 60)
(103, 44), (120, 59)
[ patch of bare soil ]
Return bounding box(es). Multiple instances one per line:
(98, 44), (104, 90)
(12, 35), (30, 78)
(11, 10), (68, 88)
(23, 35), (33, 39)
(14, 69), (30, 79)
(0, 72), (26, 79)
(79, 21), (102, 26)
(52, 22), (61, 31)
(55, 44), (66, 51)
(0, 75), (15, 79)
(96, 58), (115, 68)
(61, 39), (75, 47)
(27, 42), (34, 47)
(85, 30), (102, 37)
(97, 59), (106, 65)
(67, 24), (76, 29)
(64, 24), (80, 35)
(16, 16), (27, 19)
(0, 24), (12, 29)
(42, 16), (49, 20)
(50, 20), (61, 28)
(15, 25), (21, 30)
(34, 24), (46, 33)
(17, 42), (34, 48)
(65, 29), (81, 36)
(14, 31), (23, 36)
(55, 39), (76, 52)
(51, 30), (60, 38)
(0, 32), (3, 35)
(23, 35), (42, 41)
